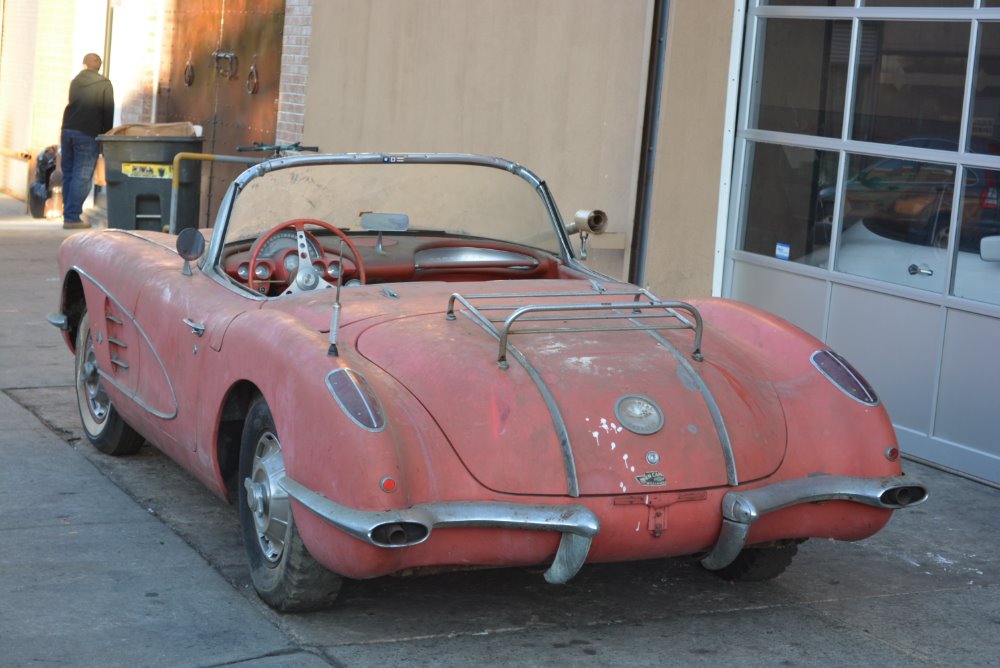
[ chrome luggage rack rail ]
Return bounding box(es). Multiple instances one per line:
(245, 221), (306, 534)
(446, 288), (704, 368)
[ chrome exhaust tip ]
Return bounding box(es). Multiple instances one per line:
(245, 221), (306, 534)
(370, 521), (430, 548)
(879, 484), (928, 508)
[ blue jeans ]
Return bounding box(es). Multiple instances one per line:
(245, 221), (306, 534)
(60, 128), (99, 222)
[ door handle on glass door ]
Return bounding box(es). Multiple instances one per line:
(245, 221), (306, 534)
(907, 264), (933, 277)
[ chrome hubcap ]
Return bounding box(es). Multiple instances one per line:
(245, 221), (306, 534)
(244, 432), (290, 564)
(79, 334), (109, 424)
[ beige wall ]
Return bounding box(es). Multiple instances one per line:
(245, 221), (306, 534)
(303, 0), (654, 279)
(643, 0), (735, 298)
(0, 0), (39, 196)
(107, 0), (164, 127)
(0, 0), (107, 197)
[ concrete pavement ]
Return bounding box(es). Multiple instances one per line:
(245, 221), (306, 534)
(0, 393), (330, 668)
(0, 193), (998, 667)
(0, 197), (329, 667)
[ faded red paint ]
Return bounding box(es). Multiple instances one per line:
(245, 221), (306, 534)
(56, 227), (905, 581)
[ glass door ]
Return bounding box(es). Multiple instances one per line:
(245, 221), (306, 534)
(725, 1), (1000, 485)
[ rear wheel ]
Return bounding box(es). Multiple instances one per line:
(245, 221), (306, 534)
(74, 310), (144, 456)
(708, 542), (799, 582)
(238, 396), (342, 611)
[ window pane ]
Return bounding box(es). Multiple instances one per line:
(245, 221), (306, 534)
(765, 0), (853, 5)
(865, 1), (972, 7)
(741, 143), (839, 267)
(969, 23), (1000, 155)
(953, 168), (1000, 305)
(835, 153), (954, 292)
(852, 21), (970, 146)
(755, 19), (850, 138)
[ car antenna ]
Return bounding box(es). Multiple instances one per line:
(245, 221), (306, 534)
(328, 240), (345, 356)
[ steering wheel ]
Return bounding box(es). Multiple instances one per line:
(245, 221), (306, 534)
(247, 218), (367, 294)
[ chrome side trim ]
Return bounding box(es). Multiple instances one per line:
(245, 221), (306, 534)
(281, 477), (600, 584)
(107, 229), (179, 254)
(73, 266), (179, 420)
(459, 310), (580, 497)
(700, 475), (928, 570)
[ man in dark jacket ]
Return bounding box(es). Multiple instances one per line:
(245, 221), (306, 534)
(61, 53), (114, 229)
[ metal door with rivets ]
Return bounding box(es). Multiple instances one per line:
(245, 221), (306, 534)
(157, 0), (285, 227)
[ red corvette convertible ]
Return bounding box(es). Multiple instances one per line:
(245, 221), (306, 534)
(50, 153), (927, 611)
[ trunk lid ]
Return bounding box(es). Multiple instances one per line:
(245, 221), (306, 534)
(357, 309), (786, 496)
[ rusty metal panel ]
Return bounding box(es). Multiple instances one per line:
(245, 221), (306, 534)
(158, 3), (220, 139)
(159, 0), (285, 227)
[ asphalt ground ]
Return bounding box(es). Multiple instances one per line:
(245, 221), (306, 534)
(0, 193), (997, 667)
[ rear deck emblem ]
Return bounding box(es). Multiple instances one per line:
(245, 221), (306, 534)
(615, 394), (664, 435)
(636, 471), (667, 486)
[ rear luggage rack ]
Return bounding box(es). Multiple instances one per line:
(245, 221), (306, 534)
(446, 288), (704, 368)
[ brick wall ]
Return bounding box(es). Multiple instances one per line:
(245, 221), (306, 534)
(276, 0), (311, 146)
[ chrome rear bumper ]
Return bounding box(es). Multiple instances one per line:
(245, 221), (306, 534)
(284, 474), (927, 583)
(281, 477), (601, 584)
(700, 475), (928, 571)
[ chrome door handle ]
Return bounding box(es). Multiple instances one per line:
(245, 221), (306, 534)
(183, 318), (206, 337)
(907, 264), (933, 277)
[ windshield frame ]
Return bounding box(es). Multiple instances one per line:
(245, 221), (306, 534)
(202, 153), (577, 281)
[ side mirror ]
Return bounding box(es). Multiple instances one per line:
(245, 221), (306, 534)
(564, 210), (607, 260)
(981, 236), (1000, 262)
(176, 227), (206, 276)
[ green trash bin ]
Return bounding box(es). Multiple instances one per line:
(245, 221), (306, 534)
(97, 135), (204, 233)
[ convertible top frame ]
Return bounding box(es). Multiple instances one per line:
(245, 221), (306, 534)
(204, 153), (581, 282)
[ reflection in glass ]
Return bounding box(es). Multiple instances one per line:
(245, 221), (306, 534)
(852, 22), (969, 146)
(953, 168), (1000, 306)
(740, 143), (838, 267)
(755, 19), (849, 138)
(834, 154), (956, 293)
(969, 23), (1000, 156)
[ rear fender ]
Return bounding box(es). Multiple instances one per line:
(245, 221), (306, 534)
(695, 299), (901, 474)
(199, 310), (485, 567)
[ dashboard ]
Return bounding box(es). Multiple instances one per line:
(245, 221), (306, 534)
(222, 231), (563, 296)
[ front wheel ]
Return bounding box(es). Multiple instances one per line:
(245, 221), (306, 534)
(238, 396), (342, 611)
(74, 310), (144, 456)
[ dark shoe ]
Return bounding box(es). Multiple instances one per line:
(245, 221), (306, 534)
(63, 220), (90, 230)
